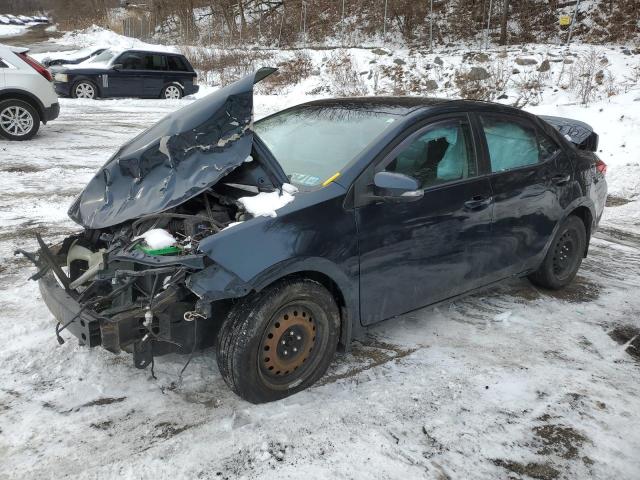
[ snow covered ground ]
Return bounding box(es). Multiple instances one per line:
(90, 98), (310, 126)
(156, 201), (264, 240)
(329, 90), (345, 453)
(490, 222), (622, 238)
(1, 29), (640, 480)
(0, 24), (29, 38)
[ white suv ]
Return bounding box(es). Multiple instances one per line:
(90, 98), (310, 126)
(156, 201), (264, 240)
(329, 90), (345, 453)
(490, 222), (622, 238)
(0, 44), (59, 140)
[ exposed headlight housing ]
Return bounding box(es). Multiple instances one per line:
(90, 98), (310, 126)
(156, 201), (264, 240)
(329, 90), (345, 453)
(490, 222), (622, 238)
(53, 72), (68, 82)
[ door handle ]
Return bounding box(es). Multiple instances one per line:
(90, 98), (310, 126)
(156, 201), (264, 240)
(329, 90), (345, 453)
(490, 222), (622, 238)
(552, 174), (571, 186)
(464, 195), (492, 210)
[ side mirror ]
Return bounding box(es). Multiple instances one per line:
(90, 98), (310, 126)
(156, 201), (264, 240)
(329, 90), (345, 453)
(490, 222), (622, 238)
(111, 63), (123, 70)
(373, 171), (423, 202)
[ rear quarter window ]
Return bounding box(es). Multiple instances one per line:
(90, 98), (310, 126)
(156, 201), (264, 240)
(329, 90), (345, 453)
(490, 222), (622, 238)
(167, 56), (189, 71)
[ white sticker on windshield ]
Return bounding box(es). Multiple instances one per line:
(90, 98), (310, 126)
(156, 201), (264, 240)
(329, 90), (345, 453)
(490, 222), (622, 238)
(291, 173), (321, 186)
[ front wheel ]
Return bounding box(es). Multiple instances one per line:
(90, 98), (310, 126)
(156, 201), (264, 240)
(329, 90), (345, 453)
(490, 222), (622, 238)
(216, 279), (340, 403)
(529, 215), (586, 290)
(72, 80), (97, 99)
(162, 84), (183, 99)
(0, 99), (40, 140)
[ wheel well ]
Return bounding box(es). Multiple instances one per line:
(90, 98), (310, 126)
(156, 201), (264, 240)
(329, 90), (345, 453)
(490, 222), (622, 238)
(275, 270), (349, 351)
(0, 92), (43, 120)
(569, 206), (593, 256)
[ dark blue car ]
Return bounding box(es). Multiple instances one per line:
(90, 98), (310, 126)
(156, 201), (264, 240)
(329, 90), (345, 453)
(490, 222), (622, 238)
(26, 69), (607, 403)
(52, 48), (199, 99)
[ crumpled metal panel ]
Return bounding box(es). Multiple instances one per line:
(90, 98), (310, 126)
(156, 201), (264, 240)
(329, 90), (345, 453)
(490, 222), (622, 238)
(68, 67), (277, 229)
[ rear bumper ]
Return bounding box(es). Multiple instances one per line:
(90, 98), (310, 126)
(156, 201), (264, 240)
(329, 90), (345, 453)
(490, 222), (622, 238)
(38, 271), (101, 347)
(185, 84), (199, 96)
(42, 102), (60, 123)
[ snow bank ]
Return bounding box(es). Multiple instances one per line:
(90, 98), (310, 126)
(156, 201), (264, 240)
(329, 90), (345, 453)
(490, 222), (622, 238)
(0, 24), (27, 37)
(56, 25), (177, 53)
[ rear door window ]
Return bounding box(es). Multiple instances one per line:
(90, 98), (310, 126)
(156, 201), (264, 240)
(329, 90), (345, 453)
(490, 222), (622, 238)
(167, 55), (188, 71)
(143, 54), (166, 71)
(384, 119), (477, 189)
(480, 114), (540, 172)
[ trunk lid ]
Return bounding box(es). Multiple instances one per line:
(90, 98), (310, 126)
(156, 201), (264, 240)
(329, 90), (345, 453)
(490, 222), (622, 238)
(540, 115), (599, 152)
(68, 67), (285, 229)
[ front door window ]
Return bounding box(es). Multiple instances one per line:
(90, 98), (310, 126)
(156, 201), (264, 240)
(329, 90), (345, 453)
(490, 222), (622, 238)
(384, 119), (476, 189)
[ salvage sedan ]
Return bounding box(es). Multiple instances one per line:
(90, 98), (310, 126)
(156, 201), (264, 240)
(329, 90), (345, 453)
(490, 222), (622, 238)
(21, 68), (607, 403)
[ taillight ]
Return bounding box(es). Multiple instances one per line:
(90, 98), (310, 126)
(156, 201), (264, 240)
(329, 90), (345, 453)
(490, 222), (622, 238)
(18, 52), (52, 82)
(595, 158), (607, 175)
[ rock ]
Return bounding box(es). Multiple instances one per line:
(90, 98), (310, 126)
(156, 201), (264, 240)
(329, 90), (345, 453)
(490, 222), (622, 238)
(599, 56), (609, 65)
(516, 57), (538, 66)
(512, 68), (520, 75)
(369, 59), (377, 64)
(468, 66), (490, 81)
(595, 70), (605, 85)
(538, 59), (550, 72)
(393, 58), (406, 65)
(563, 58), (574, 64)
(425, 80), (438, 91)
(371, 48), (389, 56)
(462, 51), (489, 63)
(622, 48), (631, 56)
(549, 58), (563, 63)
(434, 56), (443, 66)
(498, 94), (508, 99)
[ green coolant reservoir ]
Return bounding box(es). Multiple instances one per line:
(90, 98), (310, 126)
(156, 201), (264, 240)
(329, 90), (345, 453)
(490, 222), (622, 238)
(136, 244), (182, 256)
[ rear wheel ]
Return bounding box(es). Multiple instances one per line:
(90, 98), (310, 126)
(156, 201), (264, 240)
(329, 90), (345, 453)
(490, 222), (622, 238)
(162, 84), (182, 99)
(0, 99), (40, 140)
(216, 279), (340, 403)
(72, 80), (97, 99)
(529, 215), (586, 290)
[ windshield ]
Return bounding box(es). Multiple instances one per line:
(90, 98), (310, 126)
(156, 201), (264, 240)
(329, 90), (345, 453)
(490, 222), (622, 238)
(254, 106), (399, 189)
(88, 49), (116, 64)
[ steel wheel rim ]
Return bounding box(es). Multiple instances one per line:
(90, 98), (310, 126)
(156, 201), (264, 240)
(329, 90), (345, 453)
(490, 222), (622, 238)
(552, 229), (578, 279)
(0, 106), (34, 136)
(75, 83), (95, 99)
(164, 85), (181, 99)
(259, 304), (320, 382)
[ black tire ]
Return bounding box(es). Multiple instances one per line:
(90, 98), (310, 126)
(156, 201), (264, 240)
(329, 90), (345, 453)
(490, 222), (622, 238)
(71, 80), (98, 99)
(216, 278), (340, 403)
(529, 215), (586, 290)
(161, 84), (183, 99)
(0, 99), (40, 141)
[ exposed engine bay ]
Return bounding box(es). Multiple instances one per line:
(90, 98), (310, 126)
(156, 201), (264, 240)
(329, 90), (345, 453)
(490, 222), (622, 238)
(25, 173), (281, 370)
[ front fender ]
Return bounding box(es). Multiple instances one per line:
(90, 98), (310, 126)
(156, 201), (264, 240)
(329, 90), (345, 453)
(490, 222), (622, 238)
(188, 185), (360, 343)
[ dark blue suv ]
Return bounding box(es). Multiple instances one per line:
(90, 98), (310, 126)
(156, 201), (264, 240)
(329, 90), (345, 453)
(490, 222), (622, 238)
(52, 48), (199, 99)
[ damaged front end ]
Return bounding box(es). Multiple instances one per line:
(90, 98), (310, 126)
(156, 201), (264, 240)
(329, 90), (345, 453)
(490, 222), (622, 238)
(19, 67), (287, 369)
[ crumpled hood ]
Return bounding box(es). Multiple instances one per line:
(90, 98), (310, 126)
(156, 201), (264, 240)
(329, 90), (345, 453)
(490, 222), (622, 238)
(68, 67), (276, 229)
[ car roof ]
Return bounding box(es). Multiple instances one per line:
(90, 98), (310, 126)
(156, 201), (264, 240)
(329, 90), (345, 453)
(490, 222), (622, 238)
(118, 48), (183, 56)
(292, 97), (526, 117)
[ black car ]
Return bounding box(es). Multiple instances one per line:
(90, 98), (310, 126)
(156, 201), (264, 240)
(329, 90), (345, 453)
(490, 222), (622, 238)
(24, 68), (607, 404)
(42, 46), (107, 68)
(52, 48), (199, 99)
